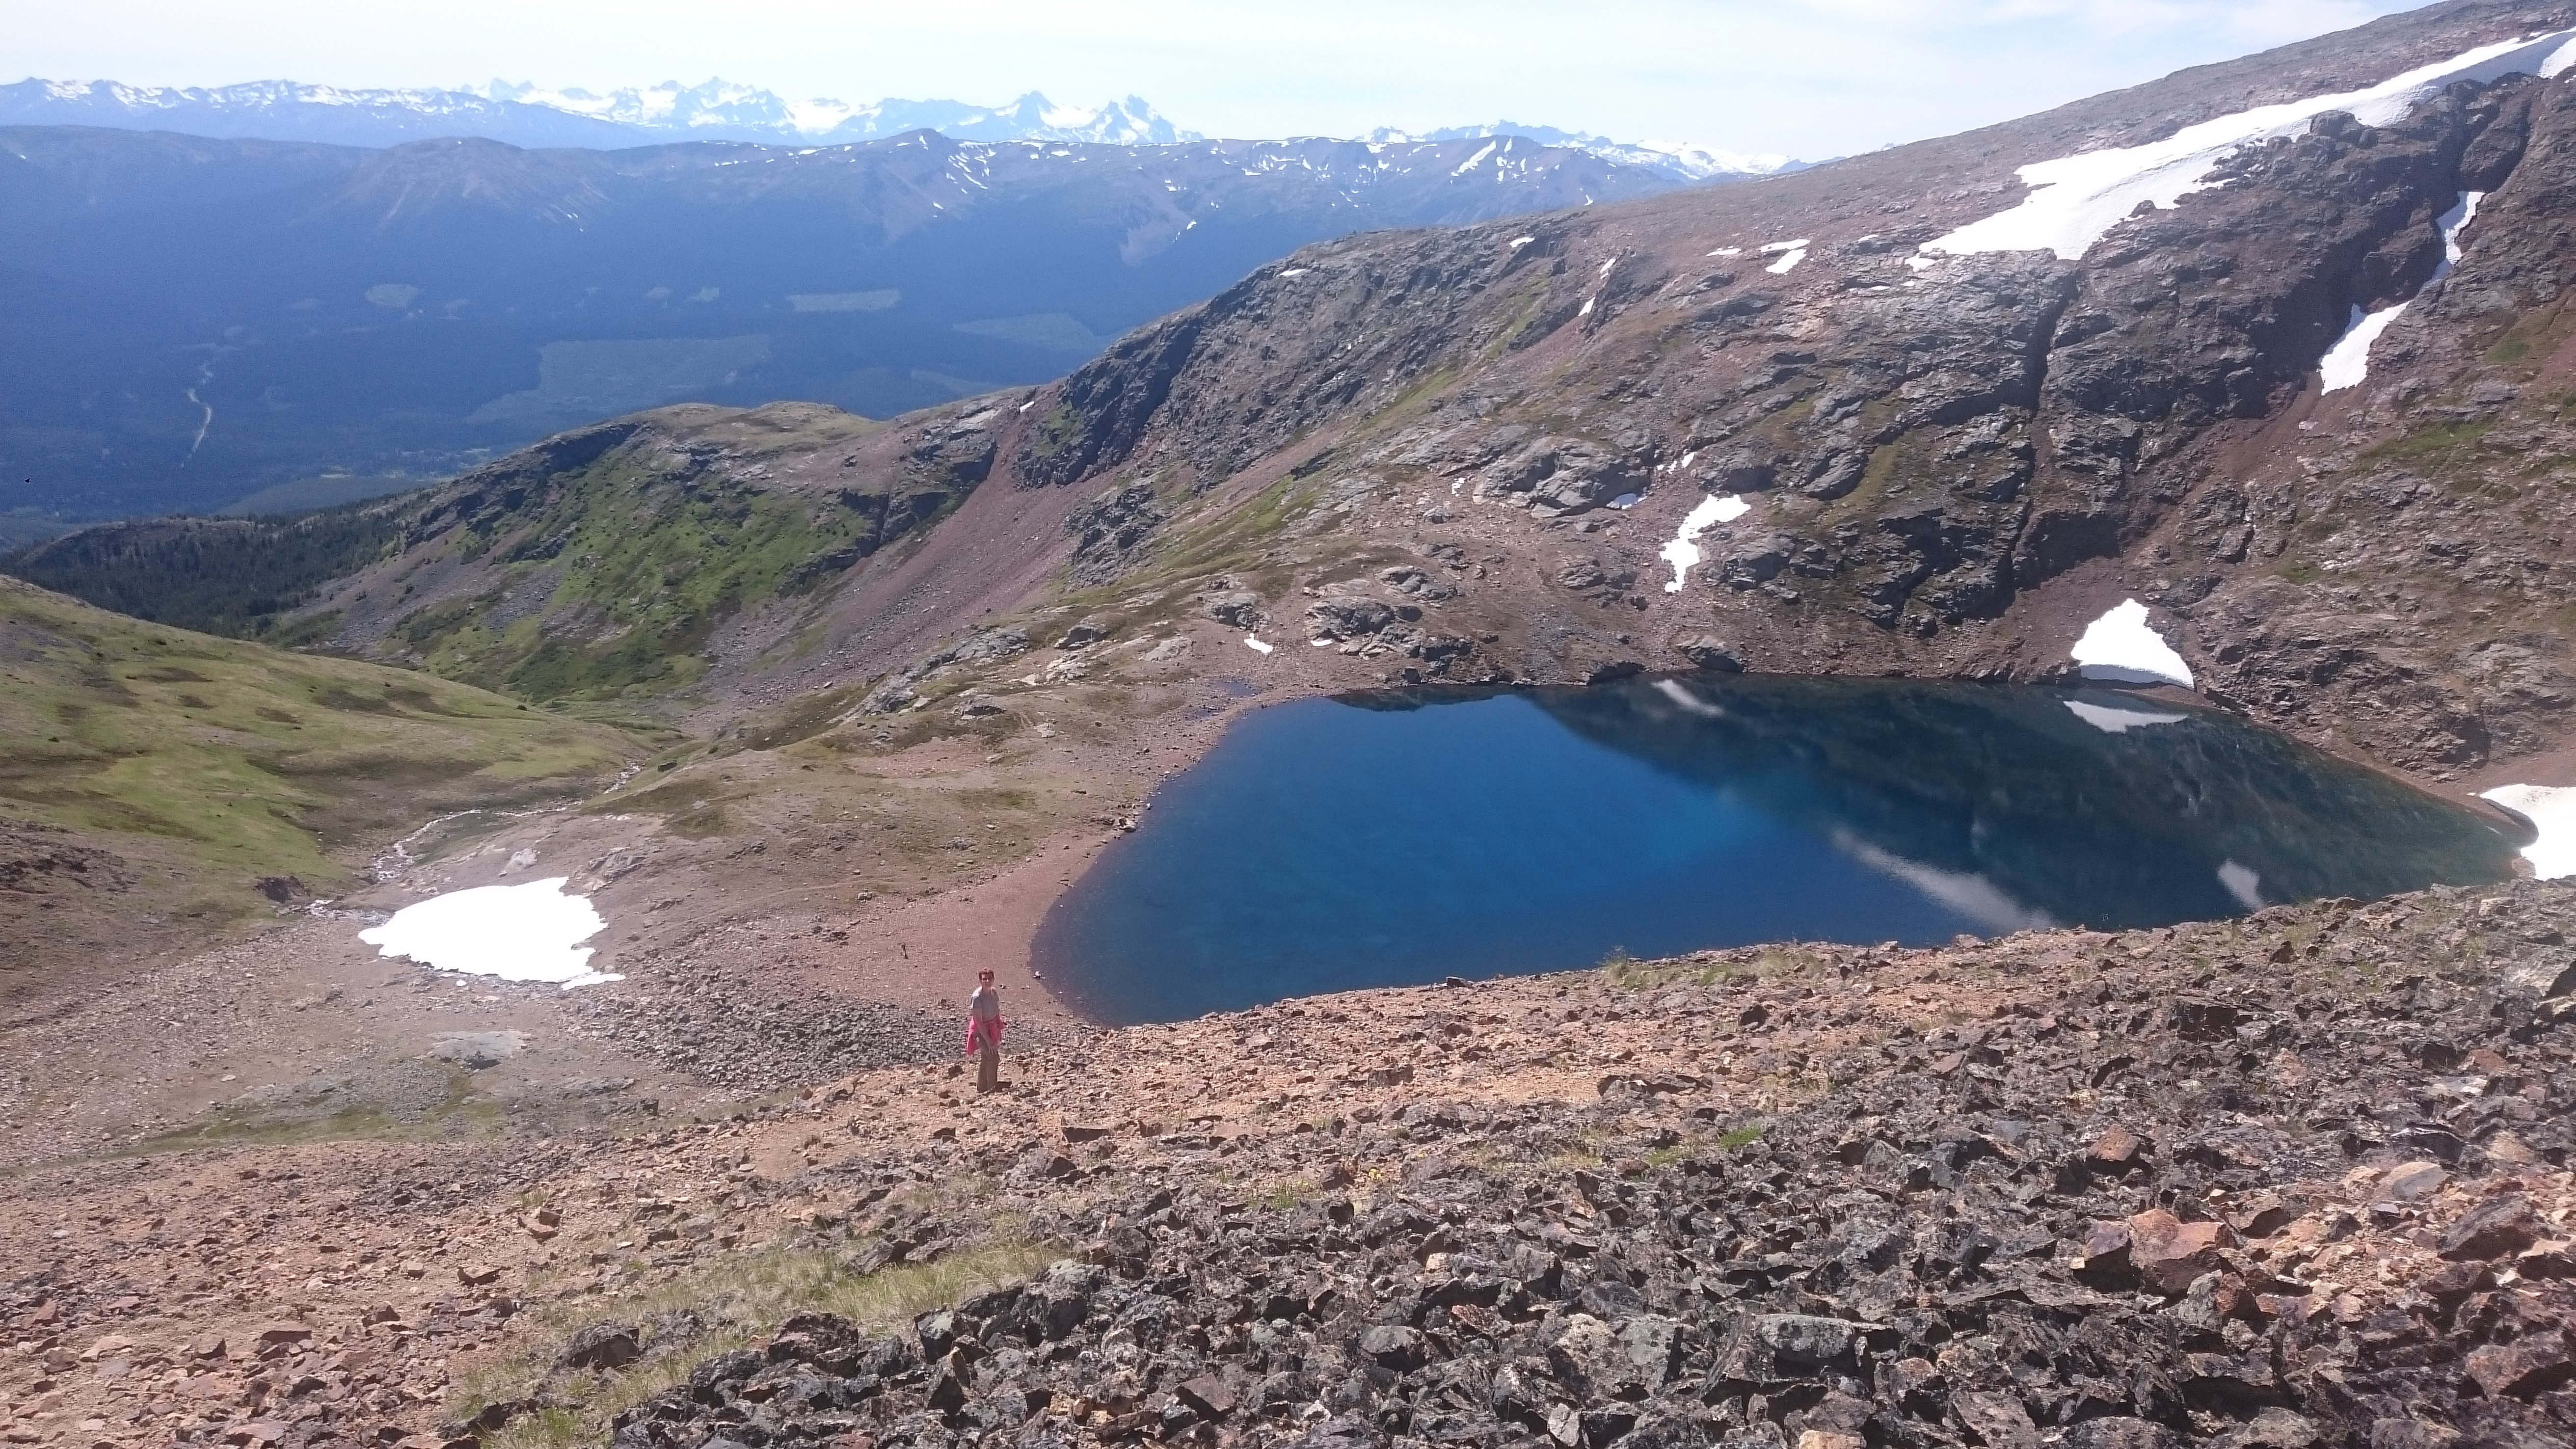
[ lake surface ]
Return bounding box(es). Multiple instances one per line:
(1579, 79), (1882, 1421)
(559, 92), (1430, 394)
(1031, 676), (2522, 1024)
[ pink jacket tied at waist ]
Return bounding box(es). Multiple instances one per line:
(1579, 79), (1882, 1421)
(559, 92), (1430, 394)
(966, 986), (1005, 1055)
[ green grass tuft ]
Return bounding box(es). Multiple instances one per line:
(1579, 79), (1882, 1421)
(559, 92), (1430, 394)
(459, 1241), (1061, 1446)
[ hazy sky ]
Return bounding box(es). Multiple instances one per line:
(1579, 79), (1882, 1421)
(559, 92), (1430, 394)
(13, 0), (2431, 158)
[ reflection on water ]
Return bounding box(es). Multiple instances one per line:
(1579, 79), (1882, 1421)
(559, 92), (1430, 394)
(1033, 675), (2519, 1024)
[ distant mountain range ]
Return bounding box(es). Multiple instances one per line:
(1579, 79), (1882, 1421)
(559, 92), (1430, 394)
(1365, 122), (1799, 183)
(0, 77), (1799, 184)
(0, 124), (1690, 524)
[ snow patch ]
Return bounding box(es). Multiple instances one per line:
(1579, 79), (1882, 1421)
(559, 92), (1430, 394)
(2318, 304), (2406, 392)
(2070, 598), (2194, 689)
(2481, 784), (2576, 880)
(1707, 246), (1741, 257)
(1509, 236), (1535, 249)
(358, 877), (616, 988)
(1920, 31), (2576, 263)
(1759, 239), (1810, 275)
(2064, 698), (2188, 734)
(2319, 190), (2484, 392)
(1244, 635), (1275, 655)
(2436, 188), (2485, 268)
(1659, 493), (1749, 592)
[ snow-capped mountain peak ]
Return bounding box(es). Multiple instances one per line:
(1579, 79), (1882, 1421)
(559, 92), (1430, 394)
(0, 76), (1796, 181)
(0, 75), (1208, 150)
(451, 78), (1201, 147)
(1365, 120), (1799, 183)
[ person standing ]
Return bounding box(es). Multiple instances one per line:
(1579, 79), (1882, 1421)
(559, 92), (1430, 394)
(966, 969), (1005, 1092)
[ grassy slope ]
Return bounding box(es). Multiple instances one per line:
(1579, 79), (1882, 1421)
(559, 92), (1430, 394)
(1, 405), (945, 708)
(387, 447), (895, 703)
(0, 575), (639, 921)
(1, 507), (406, 640)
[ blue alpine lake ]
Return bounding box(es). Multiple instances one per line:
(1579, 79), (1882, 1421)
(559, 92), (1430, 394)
(1030, 675), (2524, 1024)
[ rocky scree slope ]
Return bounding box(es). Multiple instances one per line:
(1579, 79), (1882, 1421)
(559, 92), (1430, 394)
(939, 0), (2576, 781)
(8, 880), (2575, 1448)
(605, 881), (2576, 1449)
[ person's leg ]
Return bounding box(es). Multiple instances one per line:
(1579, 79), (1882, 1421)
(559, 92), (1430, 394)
(978, 1041), (1000, 1091)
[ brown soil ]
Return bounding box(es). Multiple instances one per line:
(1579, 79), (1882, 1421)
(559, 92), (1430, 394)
(3, 879), (2570, 1446)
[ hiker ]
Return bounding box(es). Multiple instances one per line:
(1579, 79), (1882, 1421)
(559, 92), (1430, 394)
(966, 968), (1005, 1092)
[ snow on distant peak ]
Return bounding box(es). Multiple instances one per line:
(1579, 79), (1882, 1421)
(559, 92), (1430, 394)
(10, 71), (1788, 180)
(6, 72), (1785, 178)
(1368, 120), (1797, 183)
(1922, 28), (2576, 263)
(0, 74), (1203, 149)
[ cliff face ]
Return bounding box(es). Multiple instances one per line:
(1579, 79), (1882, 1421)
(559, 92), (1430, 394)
(964, 0), (2576, 780)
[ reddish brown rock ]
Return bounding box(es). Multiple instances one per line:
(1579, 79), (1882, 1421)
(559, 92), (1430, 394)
(2464, 1333), (2576, 1400)
(2127, 1210), (2227, 1294)
(2377, 1162), (2448, 1204)
(2090, 1125), (2144, 1167)
(2439, 1193), (2540, 1261)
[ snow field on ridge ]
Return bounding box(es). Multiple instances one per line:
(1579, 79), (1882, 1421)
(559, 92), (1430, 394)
(1920, 29), (2576, 265)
